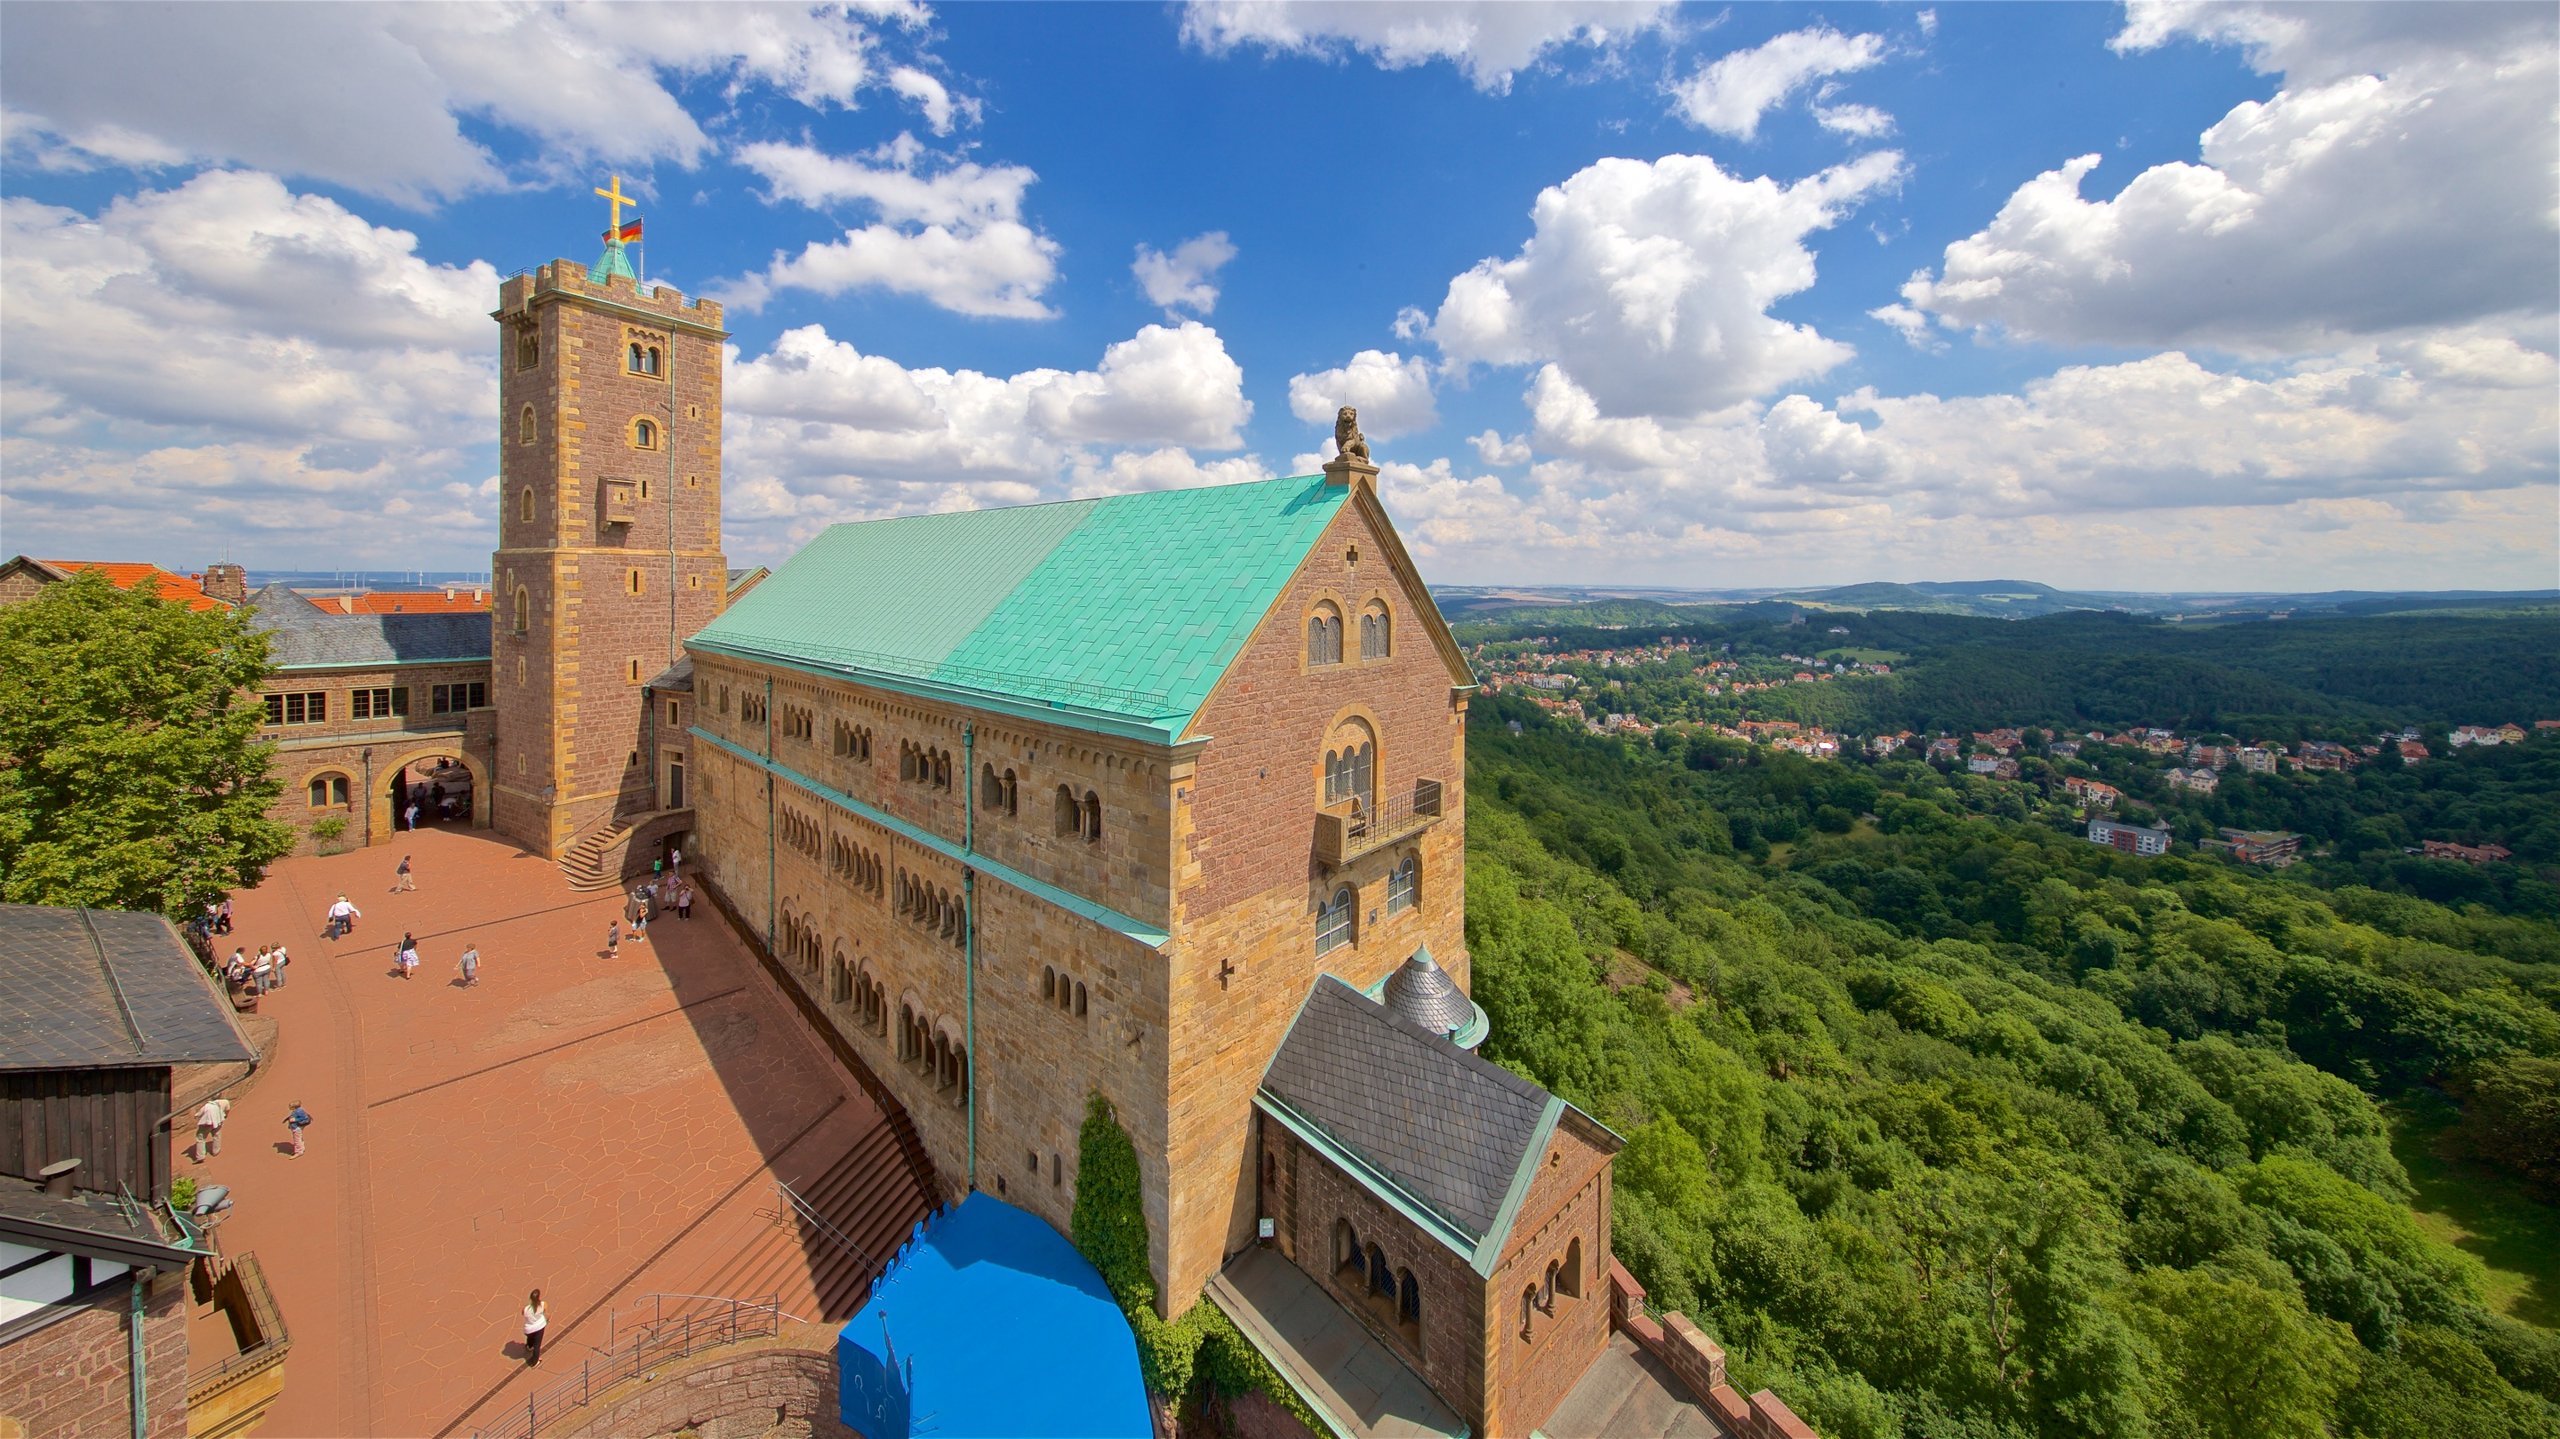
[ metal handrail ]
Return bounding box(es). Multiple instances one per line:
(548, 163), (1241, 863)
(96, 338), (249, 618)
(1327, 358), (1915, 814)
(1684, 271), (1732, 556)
(773, 1177), (881, 1278)
(470, 1293), (784, 1439)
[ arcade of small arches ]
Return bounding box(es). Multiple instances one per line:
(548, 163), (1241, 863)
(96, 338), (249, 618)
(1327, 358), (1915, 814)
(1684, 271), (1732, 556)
(1331, 1216), (1423, 1349)
(895, 870), (964, 949)
(901, 742), (953, 791)
(1520, 1236), (1587, 1342)
(1039, 964), (1089, 1019)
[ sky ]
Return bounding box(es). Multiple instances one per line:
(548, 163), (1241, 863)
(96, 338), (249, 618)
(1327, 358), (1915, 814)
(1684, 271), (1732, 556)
(1, 1), (2554, 592)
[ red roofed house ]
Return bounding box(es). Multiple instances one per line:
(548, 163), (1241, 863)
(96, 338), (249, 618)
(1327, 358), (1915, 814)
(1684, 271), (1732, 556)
(0, 557), (245, 613)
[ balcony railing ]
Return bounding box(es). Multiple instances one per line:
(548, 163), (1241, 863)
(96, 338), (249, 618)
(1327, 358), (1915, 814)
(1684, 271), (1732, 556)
(1315, 778), (1444, 867)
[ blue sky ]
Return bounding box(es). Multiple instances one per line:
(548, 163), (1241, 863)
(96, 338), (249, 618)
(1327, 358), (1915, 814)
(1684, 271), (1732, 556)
(3, 2), (2553, 591)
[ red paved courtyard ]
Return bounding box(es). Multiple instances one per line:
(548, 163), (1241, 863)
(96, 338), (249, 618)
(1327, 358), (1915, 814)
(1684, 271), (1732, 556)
(186, 827), (906, 1437)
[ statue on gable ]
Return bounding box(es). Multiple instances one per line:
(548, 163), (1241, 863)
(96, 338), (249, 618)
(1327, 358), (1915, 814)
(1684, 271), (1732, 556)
(1334, 406), (1371, 464)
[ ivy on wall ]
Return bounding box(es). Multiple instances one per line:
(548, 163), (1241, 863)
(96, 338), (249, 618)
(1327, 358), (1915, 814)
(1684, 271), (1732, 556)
(1071, 1092), (1324, 1429)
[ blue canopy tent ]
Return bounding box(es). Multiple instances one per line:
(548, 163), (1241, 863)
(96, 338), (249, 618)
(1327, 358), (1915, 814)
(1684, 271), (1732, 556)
(839, 1192), (1149, 1438)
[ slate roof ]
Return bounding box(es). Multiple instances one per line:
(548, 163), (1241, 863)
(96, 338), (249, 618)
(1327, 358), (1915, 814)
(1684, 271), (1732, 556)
(688, 475), (1348, 742)
(249, 582), (491, 667)
(1381, 946), (1476, 1040)
(0, 905), (254, 1071)
(1259, 975), (1559, 1270)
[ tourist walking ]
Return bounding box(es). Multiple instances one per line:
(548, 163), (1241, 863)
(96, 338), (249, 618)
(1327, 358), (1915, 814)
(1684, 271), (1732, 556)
(606, 920), (621, 958)
(459, 943), (480, 987)
(522, 1289), (548, 1366)
(284, 1103), (312, 1158)
(668, 845), (682, 876)
(397, 933), (420, 980)
(676, 882), (694, 921)
(394, 854), (416, 891)
(404, 801), (421, 832)
(326, 895), (360, 939)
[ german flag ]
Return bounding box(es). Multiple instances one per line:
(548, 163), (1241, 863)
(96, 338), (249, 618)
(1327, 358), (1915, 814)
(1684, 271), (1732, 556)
(603, 218), (642, 244)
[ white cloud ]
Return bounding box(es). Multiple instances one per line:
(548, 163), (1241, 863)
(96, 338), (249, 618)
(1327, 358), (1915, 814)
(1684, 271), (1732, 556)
(1133, 232), (1239, 317)
(1178, 0), (1675, 94)
(0, 2), (931, 205)
(719, 320), (1259, 554)
(1286, 351), (1438, 439)
(1813, 103), (1894, 138)
(0, 171), (500, 564)
(722, 139), (1061, 317)
(1668, 26), (1886, 140)
(1469, 430), (1530, 466)
(1410, 151), (1903, 418)
(1867, 302), (1940, 350)
(887, 66), (977, 135)
(1902, 4), (2558, 352)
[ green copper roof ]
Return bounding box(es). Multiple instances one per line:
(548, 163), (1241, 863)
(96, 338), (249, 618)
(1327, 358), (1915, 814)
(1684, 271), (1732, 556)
(690, 475), (1346, 742)
(591, 239), (639, 284)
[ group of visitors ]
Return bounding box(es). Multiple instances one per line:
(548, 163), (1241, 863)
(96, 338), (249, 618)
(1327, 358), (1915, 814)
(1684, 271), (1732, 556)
(607, 851), (693, 956)
(222, 942), (291, 996)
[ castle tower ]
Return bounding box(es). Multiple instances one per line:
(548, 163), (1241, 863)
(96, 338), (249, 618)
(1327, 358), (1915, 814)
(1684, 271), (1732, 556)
(489, 178), (729, 858)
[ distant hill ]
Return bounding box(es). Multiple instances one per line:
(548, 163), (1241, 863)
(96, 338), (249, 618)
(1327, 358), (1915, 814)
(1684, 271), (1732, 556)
(1433, 580), (2558, 624)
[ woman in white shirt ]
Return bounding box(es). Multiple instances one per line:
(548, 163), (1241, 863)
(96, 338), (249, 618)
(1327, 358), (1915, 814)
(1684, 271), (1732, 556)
(522, 1289), (547, 1367)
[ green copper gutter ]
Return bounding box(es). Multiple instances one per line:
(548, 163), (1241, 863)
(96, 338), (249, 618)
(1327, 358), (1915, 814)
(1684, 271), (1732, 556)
(962, 722), (978, 1193)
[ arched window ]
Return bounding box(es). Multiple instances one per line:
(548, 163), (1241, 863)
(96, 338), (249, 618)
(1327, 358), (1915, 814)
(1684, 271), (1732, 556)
(517, 329), (538, 371)
(1323, 725), (1376, 813)
(1542, 1260), (1560, 1313)
(1055, 784), (1080, 837)
(519, 487), (536, 523)
(307, 774), (349, 807)
(832, 950), (852, 1004)
(646, 345), (662, 375)
(1366, 1243), (1390, 1297)
(1042, 966), (1057, 1003)
(1074, 981), (1088, 1017)
(1387, 854), (1419, 916)
(1397, 1268), (1420, 1331)
(1335, 1220), (1360, 1277)
(628, 342), (644, 372)
(1306, 602), (1343, 666)
(519, 405), (536, 445)
(1082, 791), (1102, 845)
(1522, 1286), (1537, 1340)
(1316, 886), (1355, 957)
(1560, 1237), (1584, 1299)
(1361, 602), (1392, 660)
(633, 418), (657, 450)
(513, 587), (530, 636)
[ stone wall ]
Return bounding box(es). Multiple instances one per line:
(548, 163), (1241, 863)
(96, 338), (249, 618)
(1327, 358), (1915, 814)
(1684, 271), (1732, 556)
(0, 1272), (189, 1439)
(1259, 1116), (1487, 1429)
(553, 1330), (854, 1439)
(1161, 487), (1473, 1311)
(253, 660), (498, 851)
(1487, 1120), (1614, 1437)
(492, 258), (727, 859)
(1608, 1261), (1819, 1439)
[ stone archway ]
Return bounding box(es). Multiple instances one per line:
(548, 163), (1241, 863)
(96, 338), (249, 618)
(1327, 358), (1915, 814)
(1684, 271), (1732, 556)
(369, 744), (492, 844)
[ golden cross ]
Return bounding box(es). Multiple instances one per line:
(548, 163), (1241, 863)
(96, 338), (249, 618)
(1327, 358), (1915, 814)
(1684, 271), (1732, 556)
(594, 175), (634, 232)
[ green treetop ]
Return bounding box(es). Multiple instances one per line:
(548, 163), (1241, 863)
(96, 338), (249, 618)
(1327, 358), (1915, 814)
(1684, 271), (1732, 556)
(0, 570), (295, 918)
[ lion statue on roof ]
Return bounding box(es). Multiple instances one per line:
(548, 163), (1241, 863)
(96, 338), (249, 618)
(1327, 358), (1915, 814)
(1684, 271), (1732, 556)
(1334, 406), (1370, 464)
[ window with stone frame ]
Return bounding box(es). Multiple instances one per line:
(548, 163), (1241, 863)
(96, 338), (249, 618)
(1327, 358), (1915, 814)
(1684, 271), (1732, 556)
(632, 417), (659, 450)
(1306, 601), (1344, 666)
(307, 774), (350, 807)
(519, 405), (536, 445)
(519, 487), (535, 523)
(265, 691), (326, 726)
(833, 719), (872, 760)
(1323, 724), (1376, 812)
(980, 764), (1018, 816)
(1386, 854), (1419, 915)
(349, 687), (408, 720)
(1360, 601), (1392, 660)
(516, 327), (538, 371)
(431, 682), (488, 714)
(1315, 886), (1356, 956)
(512, 588), (530, 636)
(626, 340), (664, 377)
(781, 704), (815, 743)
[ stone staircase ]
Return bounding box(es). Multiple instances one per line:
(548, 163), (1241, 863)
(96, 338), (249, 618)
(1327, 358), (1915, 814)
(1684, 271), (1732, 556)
(685, 1109), (938, 1323)
(560, 809), (689, 892)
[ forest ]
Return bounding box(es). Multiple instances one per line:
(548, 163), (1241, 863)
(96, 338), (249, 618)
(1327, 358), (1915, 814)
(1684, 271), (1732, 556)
(1462, 693), (2560, 1439)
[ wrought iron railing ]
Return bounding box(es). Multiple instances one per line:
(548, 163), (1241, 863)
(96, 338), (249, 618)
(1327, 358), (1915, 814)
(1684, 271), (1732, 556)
(1314, 778), (1444, 866)
(772, 1176), (883, 1279)
(469, 1293), (788, 1439)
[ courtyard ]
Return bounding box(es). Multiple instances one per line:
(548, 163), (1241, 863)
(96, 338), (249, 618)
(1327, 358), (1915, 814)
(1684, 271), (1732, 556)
(185, 827), (909, 1437)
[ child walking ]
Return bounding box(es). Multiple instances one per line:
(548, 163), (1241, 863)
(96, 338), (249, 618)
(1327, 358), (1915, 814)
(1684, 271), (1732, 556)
(284, 1102), (312, 1158)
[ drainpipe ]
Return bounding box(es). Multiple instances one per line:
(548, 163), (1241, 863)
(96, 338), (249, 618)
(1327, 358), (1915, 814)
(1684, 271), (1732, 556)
(664, 351), (679, 668)
(360, 747), (374, 849)
(765, 675), (776, 951)
(962, 723), (978, 1193)
(128, 1271), (146, 1439)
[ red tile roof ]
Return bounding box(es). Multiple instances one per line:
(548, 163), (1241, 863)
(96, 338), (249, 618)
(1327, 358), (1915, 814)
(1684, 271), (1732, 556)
(310, 590), (493, 615)
(45, 561), (228, 612)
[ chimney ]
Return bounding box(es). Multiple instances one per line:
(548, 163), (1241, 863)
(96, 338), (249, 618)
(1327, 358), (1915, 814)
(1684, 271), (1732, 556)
(39, 1158), (80, 1199)
(201, 562), (248, 608)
